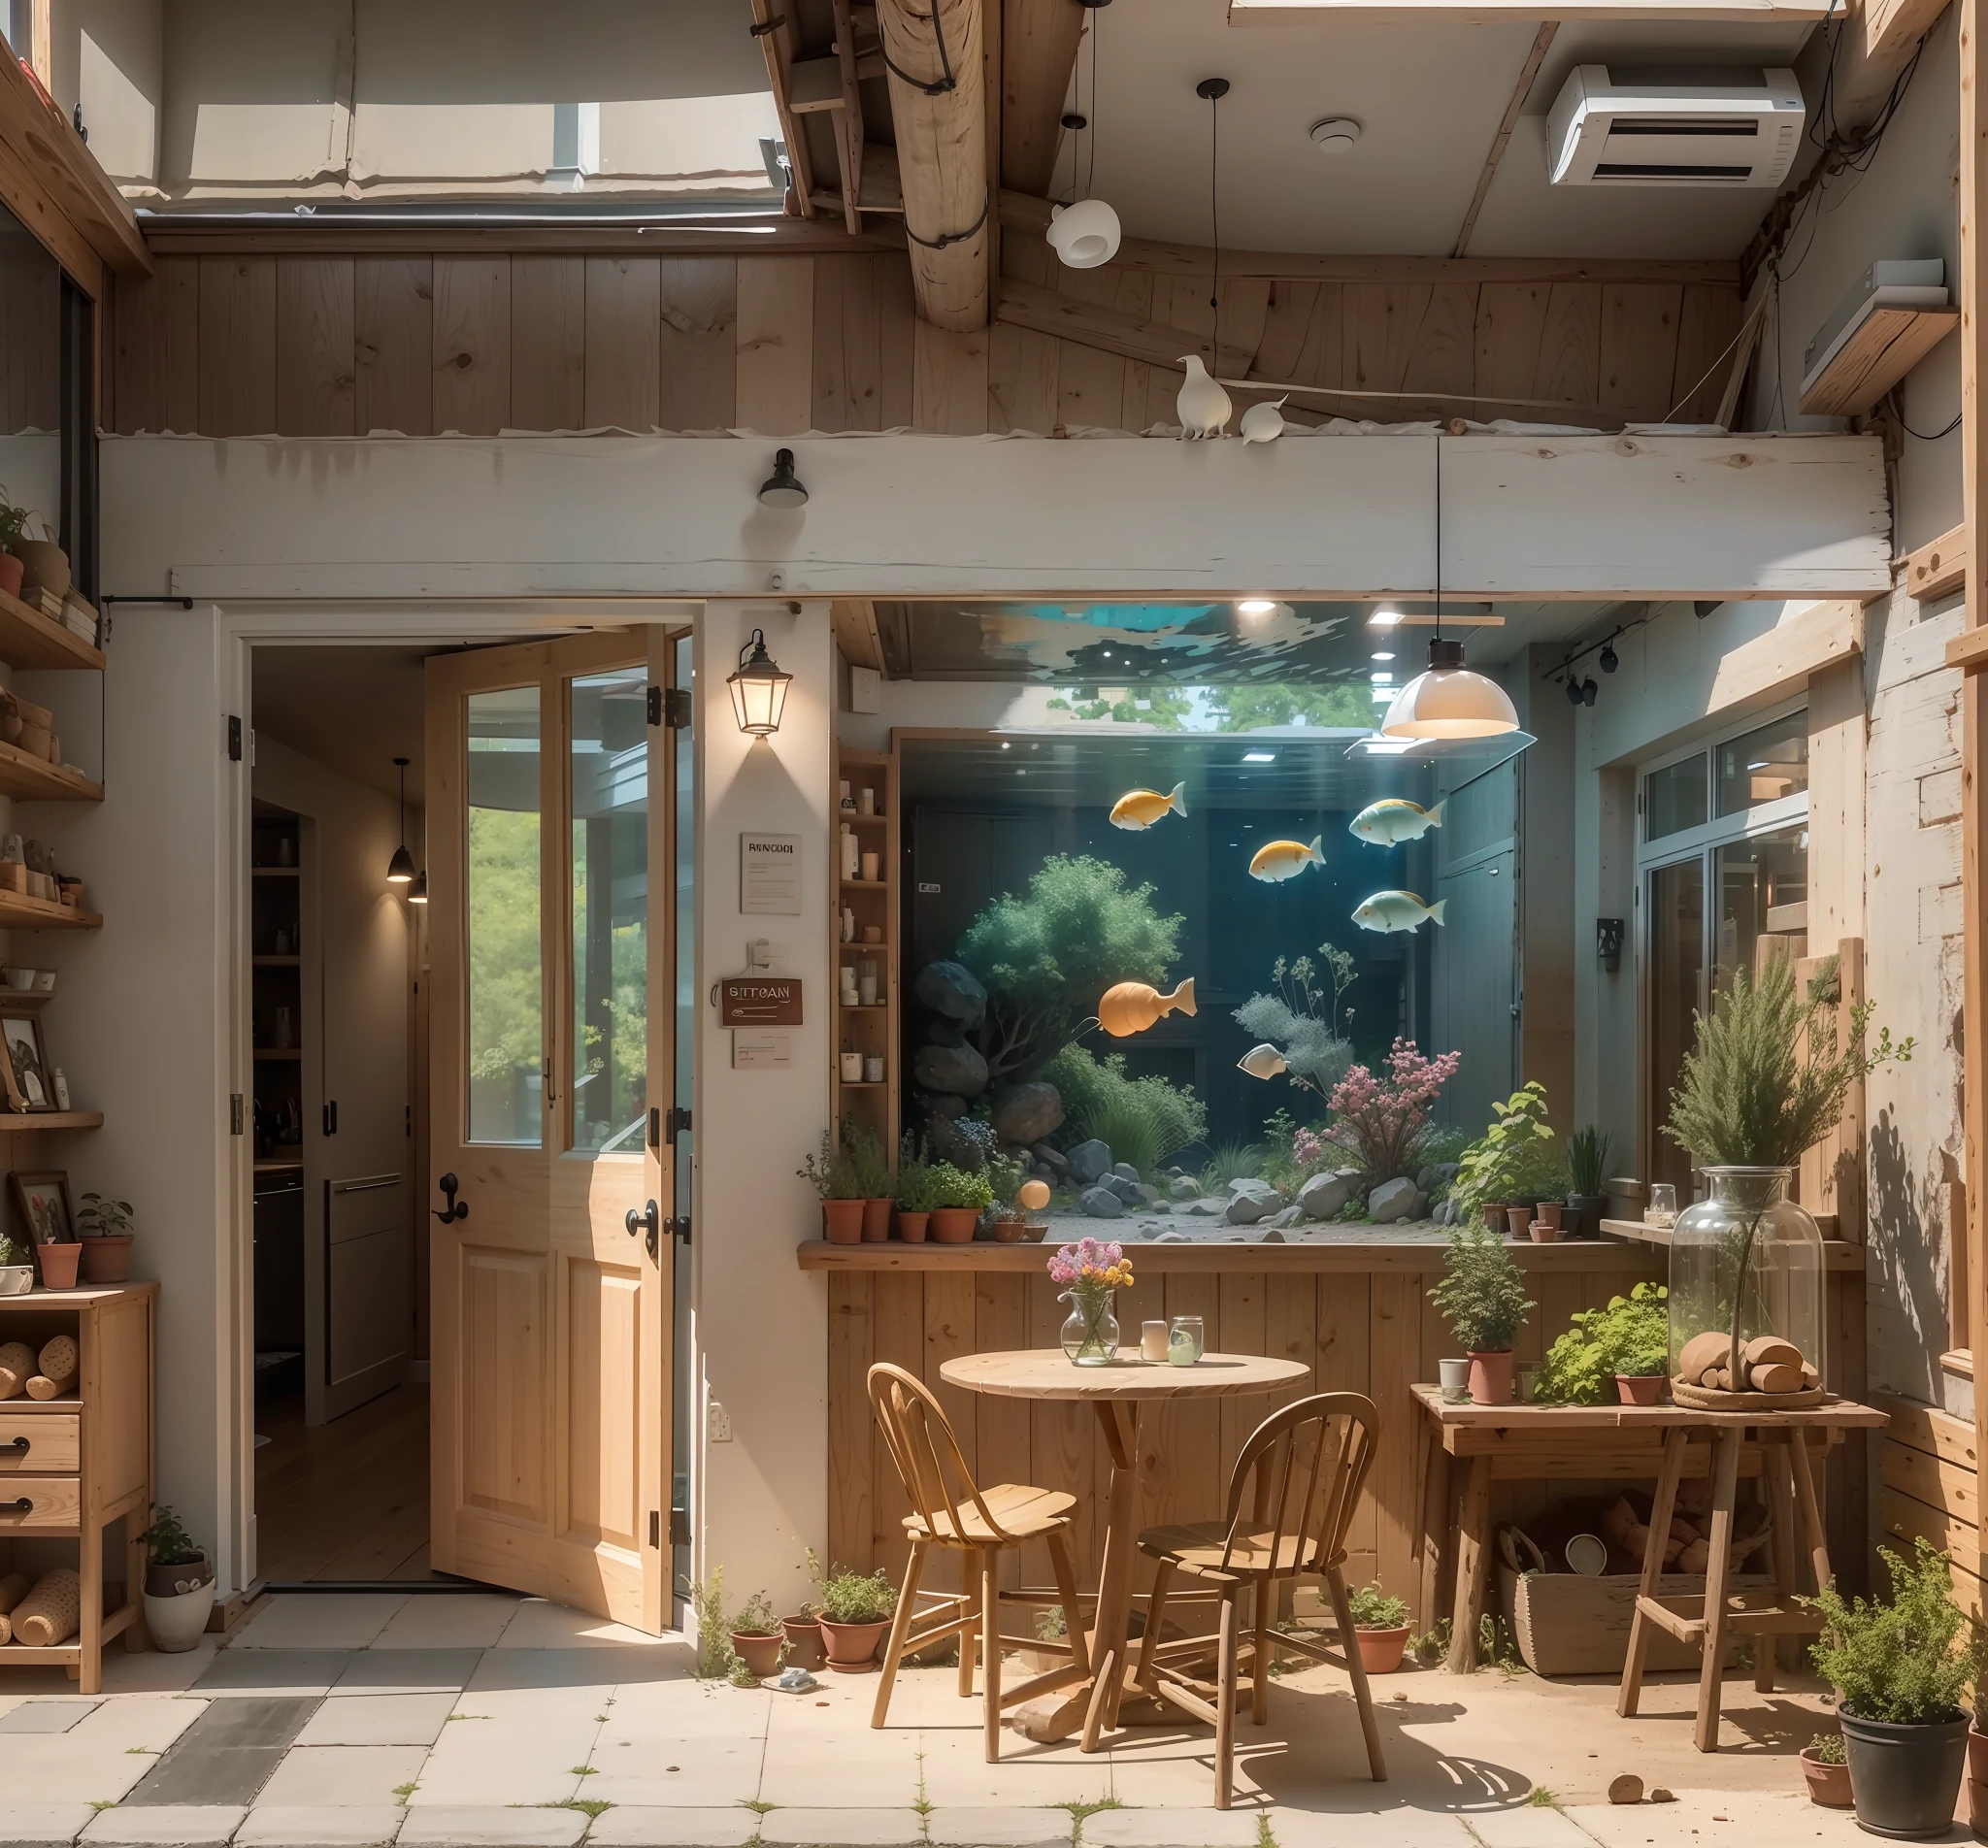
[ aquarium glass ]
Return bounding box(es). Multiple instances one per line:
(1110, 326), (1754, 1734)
(1714, 714), (1807, 817)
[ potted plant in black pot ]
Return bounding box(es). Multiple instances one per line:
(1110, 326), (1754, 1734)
(1806, 1537), (1983, 1837)
(1564, 1125), (1610, 1238)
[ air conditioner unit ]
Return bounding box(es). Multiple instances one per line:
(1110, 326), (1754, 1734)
(1546, 65), (1805, 187)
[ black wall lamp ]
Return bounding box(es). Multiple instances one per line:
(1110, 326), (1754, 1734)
(727, 629), (793, 736)
(1597, 917), (1625, 972)
(758, 448), (808, 508)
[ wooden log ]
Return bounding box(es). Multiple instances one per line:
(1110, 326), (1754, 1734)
(1677, 1331), (1733, 1382)
(28, 1334), (76, 1399)
(879, 0), (989, 329)
(12, 1567), (80, 1645)
(0, 1338), (31, 1398)
(1750, 1362), (1805, 1394)
(0, 1568), (26, 1642)
(1743, 1336), (1802, 1371)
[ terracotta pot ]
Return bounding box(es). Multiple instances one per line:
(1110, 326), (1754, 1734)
(1505, 1206), (1530, 1239)
(860, 1197), (892, 1242)
(1528, 1222), (1559, 1243)
(1484, 1204), (1507, 1233)
(821, 1199), (865, 1244)
(991, 1218), (1029, 1243)
(1971, 1718), (1988, 1781)
(0, 553), (23, 599)
(1537, 1201), (1562, 1230)
(895, 1210), (929, 1244)
(730, 1630), (784, 1679)
(34, 1240), (80, 1289)
(819, 1616), (891, 1672)
(781, 1614), (826, 1670)
(1801, 1749), (1854, 1809)
(1969, 1774), (1988, 1840)
(1616, 1372), (1664, 1406)
(1467, 1350), (1514, 1405)
(79, 1235), (132, 1284)
(14, 540), (68, 597)
(928, 1207), (977, 1244)
(1355, 1623), (1411, 1674)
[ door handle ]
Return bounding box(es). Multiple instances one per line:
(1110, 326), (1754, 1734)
(432, 1173), (470, 1224)
(0, 1436), (26, 1456)
(1, 1496), (29, 1514)
(626, 1199), (660, 1262)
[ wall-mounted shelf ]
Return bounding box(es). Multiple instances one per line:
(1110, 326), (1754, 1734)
(1799, 306), (1961, 416)
(0, 891), (98, 931)
(0, 1112), (101, 1132)
(832, 745), (899, 1162)
(0, 742), (101, 805)
(0, 588), (102, 672)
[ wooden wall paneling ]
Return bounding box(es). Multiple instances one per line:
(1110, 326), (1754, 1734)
(1051, 263), (1141, 431)
(354, 257), (434, 436)
(1532, 282), (1604, 411)
(813, 254), (886, 433)
(828, 1270), (877, 1575)
(582, 257), (661, 433)
(1599, 283), (1683, 422)
(197, 256), (278, 437)
(432, 258), (512, 436)
(1671, 284), (1743, 424)
(1344, 283), (1435, 407)
(870, 1270), (923, 1580)
(1217, 1270), (1268, 1501)
(923, 1267), (979, 1480)
(1474, 281), (1549, 418)
(1027, 1270), (1097, 1586)
(913, 322), (991, 435)
(987, 322), (1059, 433)
(877, 257), (916, 429)
(1318, 1272), (1376, 1572)
(975, 1271), (1031, 1592)
(1155, 1270), (1222, 1540)
(510, 257), (584, 434)
(0, 251), (56, 436)
(1400, 281), (1477, 420)
(112, 256), (198, 434)
(1368, 1274), (1425, 1600)
(737, 256), (815, 435)
(657, 259), (738, 432)
(275, 257), (356, 438)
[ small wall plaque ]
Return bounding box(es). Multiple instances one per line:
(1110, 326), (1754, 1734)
(741, 833), (802, 914)
(733, 1033), (793, 1070)
(719, 976), (804, 1027)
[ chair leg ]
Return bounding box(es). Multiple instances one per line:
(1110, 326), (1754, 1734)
(872, 1541), (928, 1730)
(1134, 1559), (1174, 1695)
(957, 1547), (977, 1698)
(1045, 1524), (1090, 1678)
(1215, 1588), (1239, 1810)
(1251, 1577), (1271, 1725)
(980, 1546), (1003, 1764)
(1326, 1565), (1387, 1782)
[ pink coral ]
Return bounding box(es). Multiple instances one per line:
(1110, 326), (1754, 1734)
(1320, 1039), (1463, 1182)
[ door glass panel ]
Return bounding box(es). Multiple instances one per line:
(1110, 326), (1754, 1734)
(1714, 824), (1809, 983)
(672, 633), (694, 1615)
(1648, 856), (1706, 1197)
(467, 685), (543, 1145)
(571, 668), (648, 1154)
(1645, 753), (1707, 842)
(1715, 713), (1808, 816)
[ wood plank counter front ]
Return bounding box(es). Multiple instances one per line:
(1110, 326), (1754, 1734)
(802, 1235), (1669, 1623)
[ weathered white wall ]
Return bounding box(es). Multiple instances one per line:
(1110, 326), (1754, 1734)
(52, 0), (162, 188)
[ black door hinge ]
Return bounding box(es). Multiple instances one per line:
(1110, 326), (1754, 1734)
(666, 1214), (692, 1247)
(649, 1105), (693, 1147)
(227, 715), (243, 762)
(651, 686), (691, 729)
(230, 1094), (244, 1135)
(668, 1105), (692, 1135)
(323, 1100), (339, 1136)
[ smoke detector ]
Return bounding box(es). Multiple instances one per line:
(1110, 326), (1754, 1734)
(1309, 117), (1361, 150)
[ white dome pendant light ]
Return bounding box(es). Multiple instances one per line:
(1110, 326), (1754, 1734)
(1049, 0), (1120, 272)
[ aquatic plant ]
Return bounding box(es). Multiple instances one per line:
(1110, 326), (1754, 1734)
(1205, 683), (1376, 730)
(1317, 1039), (1462, 1182)
(1199, 1139), (1267, 1192)
(1232, 940), (1359, 1100)
(956, 855), (1183, 1082)
(1043, 1042), (1208, 1165)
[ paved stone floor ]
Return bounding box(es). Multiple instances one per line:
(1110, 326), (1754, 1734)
(0, 1593), (1952, 1847)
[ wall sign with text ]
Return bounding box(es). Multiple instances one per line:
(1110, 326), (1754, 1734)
(740, 833), (802, 914)
(718, 977), (804, 1027)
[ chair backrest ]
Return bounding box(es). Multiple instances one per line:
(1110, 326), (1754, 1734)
(867, 1362), (1015, 1546)
(1211, 1391), (1378, 1580)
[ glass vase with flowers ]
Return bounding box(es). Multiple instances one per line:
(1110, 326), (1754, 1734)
(1048, 1238), (1132, 1366)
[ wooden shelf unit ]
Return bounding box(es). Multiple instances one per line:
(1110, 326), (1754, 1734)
(1799, 305), (1961, 416)
(0, 741), (101, 805)
(831, 746), (899, 1165)
(0, 587), (102, 673)
(0, 1282), (156, 1693)
(0, 891), (98, 931)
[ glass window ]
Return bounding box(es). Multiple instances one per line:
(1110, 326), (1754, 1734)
(1715, 714), (1808, 816)
(571, 668), (648, 1154)
(1648, 856), (1706, 1198)
(466, 686), (543, 1145)
(1645, 754), (1706, 842)
(1714, 824), (1809, 986)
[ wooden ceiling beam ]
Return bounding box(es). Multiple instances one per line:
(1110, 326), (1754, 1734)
(140, 218), (905, 257)
(996, 276), (1254, 375)
(746, 0), (820, 217)
(1829, 0), (1952, 133)
(1002, 0), (1085, 194)
(1453, 23), (1557, 258)
(0, 35), (149, 275)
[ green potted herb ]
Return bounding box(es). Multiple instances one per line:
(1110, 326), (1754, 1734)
(1427, 1224), (1535, 1405)
(1564, 1125), (1611, 1238)
(0, 1226), (30, 1295)
(75, 1192), (134, 1284)
(893, 1140), (942, 1243)
(1450, 1083), (1556, 1232)
(843, 1123), (893, 1241)
(1346, 1581), (1412, 1674)
(728, 1591), (787, 1680)
(1536, 1283), (1671, 1406)
(800, 1128), (866, 1243)
(815, 1563), (898, 1672)
(1801, 1731), (1852, 1809)
(139, 1503), (215, 1651)
(926, 1163), (993, 1244)
(1806, 1538), (1983, 1837)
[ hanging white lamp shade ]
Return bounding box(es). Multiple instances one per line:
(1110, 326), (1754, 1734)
(1046, 199), (1121, 269)
(1380, 637), (1519, 740)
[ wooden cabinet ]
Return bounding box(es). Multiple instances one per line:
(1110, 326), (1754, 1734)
(831, 745), (899, 1161)
(0, 1282), (155, 1692)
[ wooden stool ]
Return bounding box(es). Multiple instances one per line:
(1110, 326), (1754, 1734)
(1617, 1421), (1832, 1751)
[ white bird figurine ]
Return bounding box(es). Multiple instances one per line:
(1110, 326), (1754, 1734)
(1176, 355), (1232, 440)
(1239, 396), (1288, 444)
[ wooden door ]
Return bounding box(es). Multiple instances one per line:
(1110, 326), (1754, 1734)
(426, 631), (677, 1629)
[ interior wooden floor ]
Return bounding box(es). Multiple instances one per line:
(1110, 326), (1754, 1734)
(253, 1383), (435, 1583)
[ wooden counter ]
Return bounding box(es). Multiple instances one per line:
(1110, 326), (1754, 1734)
(800, 1236), (1666, 1273)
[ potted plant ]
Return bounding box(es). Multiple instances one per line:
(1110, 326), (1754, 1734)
(816, 1562), (897, 1672)
(1565, 1125), (1611, 1238)
(1449, 1083), (1556, 1229)
(1427, 1223), (1535, 1405)
(1346, 1580), (1412, 1674)
(75, 1192), (134, 1284)
(926, 1162), (992, 1244)
(33, 1225), (79, 1290)
(0, 493), (29, 598)
(1801, 1731), (1853, 1808)
(139, 1503), (215, 1651)
(1536, 1283), (1672, 1406)
(1806, 1537), (1982, 1838)
(0, 1227), (30, 1295)
(728, 1591), (787, 1680)
(800, 1128), (866, 1243)
(893, 1140), (941, 1243)
(845, 1124), (893, 1241)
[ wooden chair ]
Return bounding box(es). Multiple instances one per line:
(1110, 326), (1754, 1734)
(866, 1362), (1092, 1761)
(1127, 1391), (1386, 1807)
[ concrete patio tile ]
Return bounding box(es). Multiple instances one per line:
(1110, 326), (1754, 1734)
(582, 1811), (759, 1848)
(755, 1810), (925, 1847)
(332, 1657), (484, 1699)
(192, 1655), (354, 1698)
(924, 1805), (1076, 1846)
(1563, 1790), (1871, 1848)
(97, 1650), (224, 1697)
(66, 1701), (209, 1756)
(1464, 1808), (1603, 1848)
(235, 1808), (408, 1846)
(405, 1723), (597, 1810)
(296, 1697), (459, 1748)
(1080, 1810), (1263, 1847)
(0, 1701), (101, 1733)
(599, 1682), (771, 1740)
(255, 1747), (433, 1809)
(1271, 1810), (1478, 1848)
(79, 1806), (247, 1846)
(580, 1738), (769, 1808)
(0, 1804), (94, 1847)
(397, 1811), (588, 1848)
(370, 1600), (519, 1653)
(750, 1730), (925, 1809)
(912, 1733), (1111, 1808)
(490, 1602), (670, 1650)
(464, 1651), (682, 1696)
(236, 1600), (410, 1652)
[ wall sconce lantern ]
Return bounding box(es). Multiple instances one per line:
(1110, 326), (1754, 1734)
(757, 448), (809, 508)
(386, 756), (415, 886)
(727, 629), (792, 737)
(1597, 917), (1625, 972)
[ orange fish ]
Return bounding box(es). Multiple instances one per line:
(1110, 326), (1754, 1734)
(1110, 783), (1187, 830)
(1098, 976), (1197, 1038)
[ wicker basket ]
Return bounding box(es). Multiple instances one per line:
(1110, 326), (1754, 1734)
(1497, 1563), (1773, 1676)
(1670, 1378), (1825, 1412)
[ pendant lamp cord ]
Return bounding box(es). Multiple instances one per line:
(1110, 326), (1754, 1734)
(880, 0), (958, 95)
(1086, 6), (1099, 200)
(1208, 86), (1221, 357)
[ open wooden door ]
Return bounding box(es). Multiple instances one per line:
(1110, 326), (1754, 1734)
(426, 631), (678, 1630)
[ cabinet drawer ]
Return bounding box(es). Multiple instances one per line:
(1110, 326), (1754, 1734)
(0, 1475), (80, 1528)
(0, 1414), (77, 1471)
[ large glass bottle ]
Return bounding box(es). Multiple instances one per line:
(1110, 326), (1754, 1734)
(1667, 1166), (1825, 1384)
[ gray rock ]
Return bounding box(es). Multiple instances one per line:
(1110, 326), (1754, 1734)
(1111, 1162), (1142, 1182)
(1066, 1139), (1112, 1186)
(915, 960), (987, 1028)
(1169, 1174), (1202, 1201)
(991, 1081), (1065, 1147)
(1133, 1183), (1164, 1207)
(923, 1092), (969, 1121)
(1102, 1174), (1142, 1204)
(1269, 1204), (1304, 1229)
(913, 1040), (989, 1099)
(1298, 1171), (1360, 1221)
(926, 1020), (968, 1049)
(1369, 1177), (1426, 1224)
(1416, 1161), (1460, 1195)
(1079, 1186), (1124, 1220)
(1258, 1226), (1287, 1243)
(1031, 1163), (1058, 1184)
(1224, 1179), (1283, 1226)
(1033, 1142), (1070, 1172)
(1185, 1199), (1225, 1217)
(1433, 1197), (1458, 1226)
(1152, 1230), (1190, 1243)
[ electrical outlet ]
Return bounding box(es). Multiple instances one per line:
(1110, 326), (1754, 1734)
(707, 1400), (733, 1443)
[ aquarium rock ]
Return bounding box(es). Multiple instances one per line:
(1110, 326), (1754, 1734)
(926, 1019), (968, 1048)
(924, 1092), (969, 1120)
(1079, 1185), (1124, 1219)
(991, 1081), (1064, 1145)
(1433, 1197), (1458, 1226)
(1184, 1199), (1225, 1216)
(1134, 1183), (1165, 1207)
(1224, 1179), (1283, 1225)
(1369, 1178), (1427, 1224)
(916, 960), (987, 1027)
(1169, 1174), (1202, 1201)
(1101, 1174), (1143, 1204)
(1111, 1162), (1142, 1182)
(913, 1040), (989, 1099)
(1066, 1139), (1113, 1185)
(1258, 1226), (1287, 1242)
(1032, 1141), (1070, 1172)
(1298, 1171), (1360, 1220)
(1269, 1204), (1304, 1229)
(1416, 1161), (1460, 1195)
(1152, 1230), (1189, 1242)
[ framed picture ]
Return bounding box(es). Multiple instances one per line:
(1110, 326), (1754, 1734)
(10, 1171), (72, 1246)
(0, 1010), (51, 1112)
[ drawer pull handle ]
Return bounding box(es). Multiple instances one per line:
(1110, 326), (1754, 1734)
(0, 1436), (25, 1455)
(2, 1496), (30, 1513)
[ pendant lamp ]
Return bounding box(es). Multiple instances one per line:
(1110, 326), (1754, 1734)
(1380, 637), (1519, 740)
(1050, 0), (1120, 271)
(408, 872), (428, 905)
(386, 757), (415, 885)
(727, 629), (792, 737)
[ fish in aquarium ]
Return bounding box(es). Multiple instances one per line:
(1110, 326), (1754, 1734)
(1097, 975), (1197, 1037)
(1353, 890), (1447, 933)
(1349, 798), (1445, 846)
(1247, 837), (1324, 882)
(1109, 783), (1187, 830)
(1237, 1042), (1288, 1080)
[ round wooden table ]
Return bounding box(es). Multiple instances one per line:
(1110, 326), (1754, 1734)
(939, 1346), (1309, 1749)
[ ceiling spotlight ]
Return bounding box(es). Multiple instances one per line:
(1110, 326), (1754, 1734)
(1370, 650), (1395, 663)
(1370, 672), (1393, 684)
(1237, 598), (1277, 617)
(1581, 676), (1599, 707)
(1381, 637), (1519, 741)
(1309, 116), (1361, 150)
(1564, 674), (1584, 707)
(1368, 607), (1404, 629)
(757, 448), (808, 508)
(1599, 642), (1619, 674)
(1695, 600), (1720, 619)
(1062, 112), (1087, 130)
(1242, 749), (1276, 763)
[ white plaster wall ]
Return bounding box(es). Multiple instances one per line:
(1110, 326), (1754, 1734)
(53, 0), (163, 187)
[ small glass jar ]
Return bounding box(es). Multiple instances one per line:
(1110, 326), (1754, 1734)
(1061, 1290), (1118, 1366)
(1168, 1315), (1206, 1367)
(1667, 1166), (1824, 1386)
(1645, 1183), (1678, 1229)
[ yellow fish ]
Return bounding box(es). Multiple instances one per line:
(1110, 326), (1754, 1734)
(1098, 976), (1197, 1038)
(1110, 783), (1187, 831)
(1248, 837), (1324, 882)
